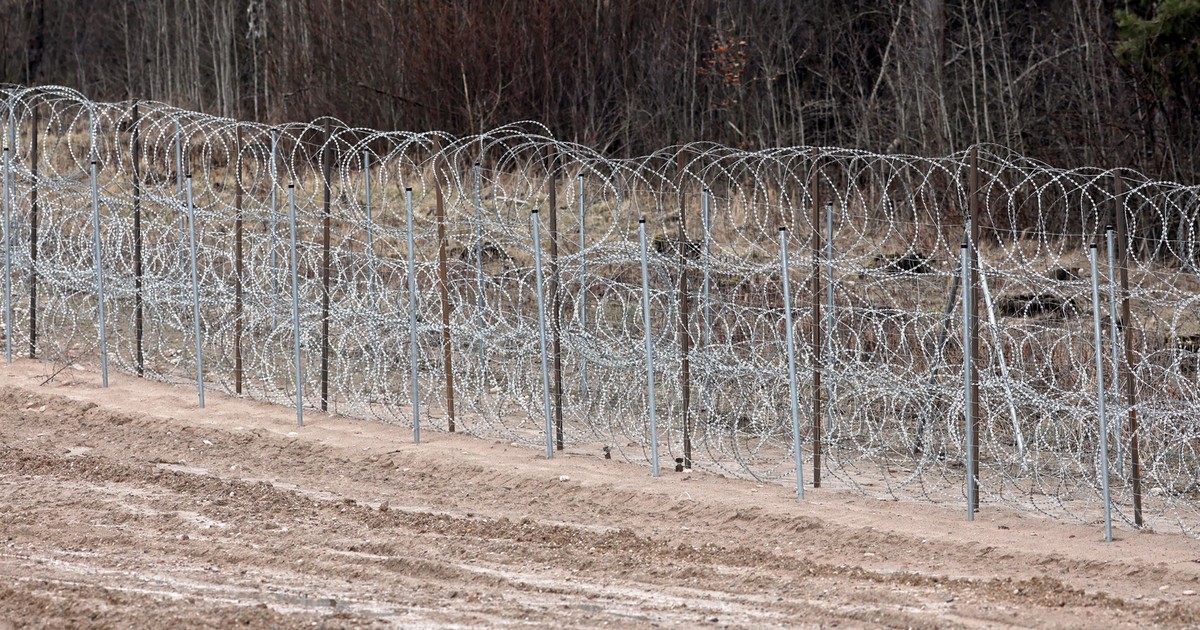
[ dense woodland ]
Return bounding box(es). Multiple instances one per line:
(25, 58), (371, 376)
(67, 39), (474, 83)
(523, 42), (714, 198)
(1, 0), (1198, 181)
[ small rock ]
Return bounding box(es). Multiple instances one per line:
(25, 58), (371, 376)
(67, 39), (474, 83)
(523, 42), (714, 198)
(1183, 590), (1196, 596)
(378, 501), (389, 513)
(558, 475), (570, 482)
(707, 617), (719, 623)
(863, 552), (876, 557)
(1159, 585), (1171, 592)
(202, 439), (213, 446)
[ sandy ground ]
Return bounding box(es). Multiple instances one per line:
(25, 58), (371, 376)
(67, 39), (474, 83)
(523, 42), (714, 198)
(0, 359), (1199, 628)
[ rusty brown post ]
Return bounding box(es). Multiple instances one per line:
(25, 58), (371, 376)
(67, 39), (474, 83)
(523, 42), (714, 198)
(320, 120), (332, 412)
(810, 149), (822, 488)
(131, 103), (143, 374)
(234, 125), (244, 395)
(1113, 175), (1143, 526)
(435, 150), (457, 431)
(548, 145), (564, 450)
(28, 105), (39, 359)
(677, 149), (693, 469)
(968, 145), (981, 511)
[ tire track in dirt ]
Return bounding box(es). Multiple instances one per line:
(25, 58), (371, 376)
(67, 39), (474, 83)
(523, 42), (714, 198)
(2, 380), (1199, 627)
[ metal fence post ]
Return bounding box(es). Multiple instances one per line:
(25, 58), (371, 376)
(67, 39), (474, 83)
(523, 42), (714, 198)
(364, 150), (376, 310)
(406, 188), (421, 443)
(532, 209), (554, 459)
(638, 218), (661, 477)
(810, 155), (823, 488)
(577, 174), (588, 395)
(28, 104), (40, 359)
(780, 227), (805, 500)
(435, 162), (456, 432)
(185, 175), (205, 408)
(287, 184), (304, 427)
(270, 130), (280, 329)
(1089, 243), (1114, 542)
(89, 154), (109, 388)
(1104, 225), (1124, 476)
(233, 126), (243, 395)
(825, 201), (835, 431)
(547, 153), (564, 451)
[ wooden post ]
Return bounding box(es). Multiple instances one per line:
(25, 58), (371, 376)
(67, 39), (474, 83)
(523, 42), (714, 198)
(548, 146), (564, 450)
(677, 149), (693, 469)
(810, 150), (822, 488)
(1113, 175), (1143, 526)
(28, 105), (38, 359)
(131, 103), (143, 375)
(435, 151), (457, 431)
(320, 121), (332, 412)
(234, 125), (244, 395)
(968, 145), (981, 511)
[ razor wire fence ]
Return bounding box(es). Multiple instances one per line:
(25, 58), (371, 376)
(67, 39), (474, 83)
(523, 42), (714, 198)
(3, 84), (1200, 538)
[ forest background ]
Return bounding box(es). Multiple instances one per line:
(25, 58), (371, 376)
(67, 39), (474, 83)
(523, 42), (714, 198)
(1, 0), (1198, 182)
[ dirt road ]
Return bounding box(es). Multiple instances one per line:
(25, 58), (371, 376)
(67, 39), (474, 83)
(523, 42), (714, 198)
(1, 359), (1198, 628)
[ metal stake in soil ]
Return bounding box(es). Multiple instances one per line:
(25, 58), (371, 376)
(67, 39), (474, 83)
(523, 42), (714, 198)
(185, 175), (205, 408)
(638, 218), (661, 478)
(406, 188), (421, 444)
(364, 151), (376, 311)
(532, 209), (554, 459)
(1104, 226), (1124, 476)
(780, 227), (805, 500)
(1090, 243), (1114, 542)
(89, 156), (109, 388)
(287, 184), (304, 427)
(29, 105), (40, 360)
(577, 174), (588, 395)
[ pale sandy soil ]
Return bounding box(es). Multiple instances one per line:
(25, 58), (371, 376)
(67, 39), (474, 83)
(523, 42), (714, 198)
(1, 358), (1199, 628)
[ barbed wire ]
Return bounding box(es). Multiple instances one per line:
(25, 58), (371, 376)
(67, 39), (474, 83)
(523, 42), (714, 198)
(3, 85), (1199, 537)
